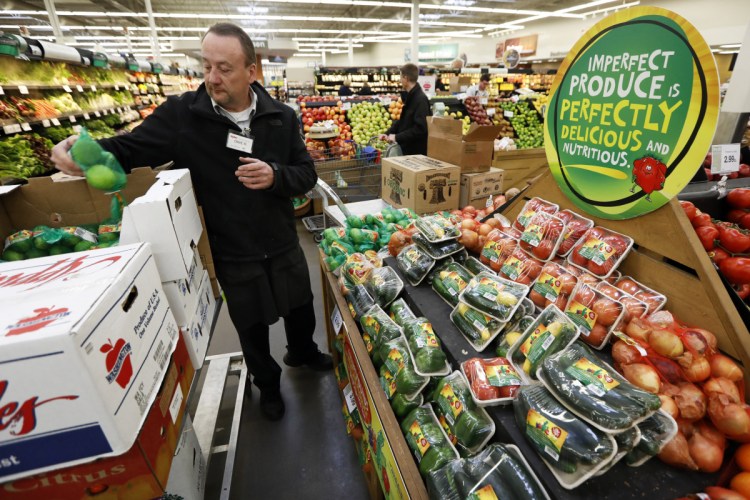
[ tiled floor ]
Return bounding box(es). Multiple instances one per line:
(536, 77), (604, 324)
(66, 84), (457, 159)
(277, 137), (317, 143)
(202, 219), (370, 500)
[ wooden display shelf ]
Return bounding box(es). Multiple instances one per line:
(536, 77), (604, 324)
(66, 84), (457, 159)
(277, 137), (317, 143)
(506, 172), (750, 392)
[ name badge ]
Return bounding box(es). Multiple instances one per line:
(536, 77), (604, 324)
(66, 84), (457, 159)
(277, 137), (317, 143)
(226, 131), (254, 154)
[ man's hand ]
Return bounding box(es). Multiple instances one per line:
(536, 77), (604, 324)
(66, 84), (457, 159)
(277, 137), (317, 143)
(51, 135), (84, 176)
(236, 157), (275, 189)
(379, 134), (396, 143)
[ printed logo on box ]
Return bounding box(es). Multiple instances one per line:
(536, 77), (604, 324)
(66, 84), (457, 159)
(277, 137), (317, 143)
(0, 380), (79, 437)
(5, 306), (71, 337)
(0, 254), (123, 291)
(100, 338), (134, 389)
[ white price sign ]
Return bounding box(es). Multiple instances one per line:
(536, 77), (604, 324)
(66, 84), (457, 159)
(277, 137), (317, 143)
(480, 97), (488, 106)
(504, 110), (514, 118)
(94, 111), (101, 117)
(0, 86), (4, 95)
(331, 305), (344, 334)
(21, 123), (32, 131)
(114, 84), (120, 90)
(382, 98), (392, 106)
(487, 108), (496, 117)
(90, 85), (97, 91)
(2, 124), (21, 134)
(711, 143), (741, 174)
(83, 113), (90, 120)
(51, 118), (61, 126)
(69, 115), (76, 123)
(63, 85), (72, 93)
(76, 85), (84, 92)
(343, 384), (358, 415)
(343, 102), (351, 111)
(18, 85), (28, 95)
(42, 119), (51, 128)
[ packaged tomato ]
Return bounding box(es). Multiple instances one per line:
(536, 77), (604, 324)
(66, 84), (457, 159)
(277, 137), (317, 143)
(462, 357), (522, 406)
(565, 282), (625, 349)
(518, 212), (566, 262)
(530, 261), (578, 311)
(499, 226), (523, 239)
(498, 248), (544, 286)
(614, 276), (667, 314)
(567, 226), (634, 279)
(596, 281), (648, 324)
(480, 228), (518, 272)
(556, 209), (594, 257)
(513, 197), (559, 231)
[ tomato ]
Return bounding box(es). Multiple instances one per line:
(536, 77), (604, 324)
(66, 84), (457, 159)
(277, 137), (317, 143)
(523, 258), (543, 281)
(727, 188), (750, 209)
(570, 247), (589, 267)
(634, 290), (663, 312)
(592, 297), (621, 327)
(720, 257), (750, 285)
(695, 225), (719, 251)
(740, 213), (750, 231)
(692, 212), (713, 228)
(529, 289), (546, 308)
(471, 378), (500, 400)
(597, 283), (620, 301)
(741, 164), (750, 178)
(574, 285), (596, 308)
(680, 200), (698, 221)
(615, 278), (640, 296)
(709, 247), (730, 265)
(718, 225), (750, 254)
(587, 259), (613, 277)
(734, 283), (750, 300)
(577, 273), (599, 287)
(621, 296), (647, 320)
(498, 385), (520, 398)
(532, 239), (555, 260)
(559, 273), (577, 295)
(728, 209), (749, 224)
(582, 323), (609, 347)
(603, 234), (629, 256)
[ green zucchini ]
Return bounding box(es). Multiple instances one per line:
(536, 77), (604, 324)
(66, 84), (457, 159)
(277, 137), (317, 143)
(425, 460), (462, 500)
(463, 460), (517, 500)
(625, 411), (675, 465)
(364, 266), (403, 307)
(490, 444), (550, 500)
(413, 232), (463, 259)
(402, 406), (457, 476)
(462, 273), (524, 321)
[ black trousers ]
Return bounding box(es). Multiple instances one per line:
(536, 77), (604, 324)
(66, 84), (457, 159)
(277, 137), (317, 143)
(236, 299), (318, 392)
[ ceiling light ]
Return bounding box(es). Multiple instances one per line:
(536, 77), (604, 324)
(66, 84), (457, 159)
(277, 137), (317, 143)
(237, 6), (270, 13)
(579, 1), (640, 18)
(292, 53), (322, 57)
(720, 44), (742, 49)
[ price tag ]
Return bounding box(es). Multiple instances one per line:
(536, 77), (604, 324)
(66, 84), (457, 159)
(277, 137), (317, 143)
(18, 85), (28, 95)
(115, 84), (121, 90)
(3, 124), (21, 134)
(343, 384), (358, 414)
(102, 109), (108, 115)
(94, 111), (101, 117)
(504, 110), (514, 118)
(382, 98), (392, 106)
(331, 305), (343, 334)
(21, 123), (32, 131)
(76, 85), (84, 92)
(343, 102), (351, 111)
(0, 86), (4, 95)
(83, 113), (90, 120)
(51, 118), (61, 126)
(90, 85), (97, 91)
(69, 115), (76, 123)
(42, 119), (51, 128)
(711, 143), (741, 174)
(480, 97), (488, 105)
(487, 108), (496, 117)
(63, 85), (72, 93)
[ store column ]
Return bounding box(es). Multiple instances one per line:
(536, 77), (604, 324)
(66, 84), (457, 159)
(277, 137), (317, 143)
(715, 20), (750, 144)
(410, 0), (419, 64)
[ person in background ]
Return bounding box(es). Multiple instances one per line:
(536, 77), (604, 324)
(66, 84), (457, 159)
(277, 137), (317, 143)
(357, 82), (375, 96)
(50, 22), (331, 422)
(338, 79), (354, 96)
(466, 73), (491, 99)
(380, 63), (430, 155)
(434, 71), (447, 92)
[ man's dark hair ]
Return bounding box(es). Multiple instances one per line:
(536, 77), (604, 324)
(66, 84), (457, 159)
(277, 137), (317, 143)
(400, 63), (419, 83)
(480, 74), (491, 83)
(204, 23), (256, 67)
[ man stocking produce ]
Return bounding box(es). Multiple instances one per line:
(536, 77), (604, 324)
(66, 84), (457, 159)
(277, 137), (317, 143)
(380, 63), (430, 155)
(51, 22), (331, 421)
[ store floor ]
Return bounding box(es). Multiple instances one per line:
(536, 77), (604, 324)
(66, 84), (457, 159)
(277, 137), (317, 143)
(201, 219), (370, 500)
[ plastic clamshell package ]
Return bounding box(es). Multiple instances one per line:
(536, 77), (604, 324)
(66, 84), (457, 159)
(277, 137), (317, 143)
(513, 197), (560, 231)
(396, 244), (436, 286)
(413, 231), (465, 259)
(595, 281), (649, 324)
(379, 335), (429, 402)
(480, 229), (519, 272)
(507, 304), (580, 383)
(401, 404), (461, 476)
(566, 226), (634, 280)
(625, 409), (678, 468)
(494, 315), (535, 358)
(564, 282), (625, 350)
(390, 297), (418, 327)
(556, 209), (595, 258)
(450, 301), (506, 352)
(614, 275), (668, 315)
(530, 261), (579, 312)
(402, 320), (451, 378)
(464, 255), (495, 276)
(431, 371), (497, 456)
(359, 304), (403, 350)
(431, 261), (474, 308)
(513, 384), (618, 490)
(415, 214), (461, 243)
(518, 212), (567, 262)
(364, 265), (404, 309)
(498, 247), (545, 286)
(458, 271), (529, 323)
(461, 358), (523, 407)
(537, 342), (662, 434)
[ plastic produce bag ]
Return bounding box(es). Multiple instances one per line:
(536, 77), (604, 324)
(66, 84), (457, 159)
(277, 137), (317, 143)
(402, 318), (449, 376)
(401, 405), (459, 476)
(413, 232), (464, 259)
(341, 252), (377, 285)
(415, 214), (460, 243)
(345, 284), (375, 321)
(396, 244), (436, 286)
(390, 298), (418, 326)
(459, 271), (528, 322)
(431, 261), (473, 307)
(360, 305), (402, 366)
(70, 128), (127, 192)
(364, 266), (403, 308)
(379, 336), (428, 400)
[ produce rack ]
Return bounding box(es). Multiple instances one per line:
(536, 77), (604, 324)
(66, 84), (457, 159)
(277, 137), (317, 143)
(318, 171), (750, 499)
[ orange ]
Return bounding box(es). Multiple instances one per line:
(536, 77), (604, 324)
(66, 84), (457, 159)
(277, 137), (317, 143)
(730, 471), (750, 498)
(738, 444), (750, 472)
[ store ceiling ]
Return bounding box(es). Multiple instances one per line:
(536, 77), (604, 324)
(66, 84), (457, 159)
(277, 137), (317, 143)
(1, 0), (635, 56)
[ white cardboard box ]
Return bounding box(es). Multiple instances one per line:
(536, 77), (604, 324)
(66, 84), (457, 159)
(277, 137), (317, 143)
(120, 169), (204, 283)
(0, 243), (179, 482)
(165, 415), (206, 500)
(161, 246), (205, 327)
(182, 270), (215, 369)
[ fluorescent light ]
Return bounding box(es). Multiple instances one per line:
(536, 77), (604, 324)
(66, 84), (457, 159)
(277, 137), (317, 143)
(237, 6), (270, 13)
(579, 1), (640, 18)
(487, 0), (619, 34)
(292, 53), (322, 57)
(719, 50), (740, 54)
(720, 44), (742, 49)
(420, 4), (582, 18)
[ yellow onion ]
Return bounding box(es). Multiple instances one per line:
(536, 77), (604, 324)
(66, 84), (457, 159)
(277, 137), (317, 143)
(708, 395), (750, 442)
(658, 431), (699, 470)
(709, 353), (744, 382)
(703, 377), (741, 404)
(658, 394), (680, 419)
(674, 382), (707, 420)
(625, 317), (652, 344)
(612, 340), (641, 366)
(688, 431), (724, 472)
(621, 363), (661, 394)
(679, 354), (711, 383)
(649, 328), (684, 358)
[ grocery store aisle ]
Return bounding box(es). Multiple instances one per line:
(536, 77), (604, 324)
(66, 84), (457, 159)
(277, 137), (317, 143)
(203, 219), (370, 500)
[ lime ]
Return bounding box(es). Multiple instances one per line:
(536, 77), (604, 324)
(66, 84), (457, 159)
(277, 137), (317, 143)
(33, 237), (51, 251)
(73, 240), (95, 252)
(25, 248), (48, 259)
(86, 165), (118, 190)
(72, 140), (103, 165)
(49, 244), (71, 256)
(1, 250), (24, 261)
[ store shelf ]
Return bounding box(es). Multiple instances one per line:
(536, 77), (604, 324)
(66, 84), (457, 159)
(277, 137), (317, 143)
(0, 104), (138, 135)
(0, 83), (131, 92)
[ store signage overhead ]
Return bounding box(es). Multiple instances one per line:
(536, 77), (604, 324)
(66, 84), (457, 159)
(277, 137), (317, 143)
(503, 49), (520, 69)
(496, 34), (538, 59)
(544, 6), (719, 220)
(418, 44), (458, 63)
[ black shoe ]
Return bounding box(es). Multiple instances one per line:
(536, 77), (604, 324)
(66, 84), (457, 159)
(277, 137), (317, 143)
(259, 390), (285, 421)
(243, 377), (252, 400)
(283, 350), (333, 371)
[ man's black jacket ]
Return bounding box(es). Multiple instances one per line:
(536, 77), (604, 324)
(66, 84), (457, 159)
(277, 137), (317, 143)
(386, 83), (430, 155)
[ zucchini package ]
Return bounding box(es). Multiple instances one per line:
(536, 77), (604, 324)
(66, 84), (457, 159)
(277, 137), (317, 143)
(431, 372), (495, 454)
(415, 214), (461, 242)
(460, 271), (528, 322)
(401, 405), (458, 476)
(426, 443), (550, 500)
(513, 384), (615, 477)
(431, 261), (473, 307)
(539, 342), (661, 432)
(413, 231), (464, 259)
(509, 305), (578, 380)
(625, 410), (677, 466)
(403, 318), (448, 375)
(390, 298), (418, 326)
(360, 305), (402, 367)
(364, 265), (403, 308)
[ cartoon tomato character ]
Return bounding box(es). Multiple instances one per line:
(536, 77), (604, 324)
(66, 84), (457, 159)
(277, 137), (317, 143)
(632, 156), (667, 201)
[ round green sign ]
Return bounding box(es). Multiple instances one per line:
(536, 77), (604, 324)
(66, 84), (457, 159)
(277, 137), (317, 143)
(544, 7), (720, 219)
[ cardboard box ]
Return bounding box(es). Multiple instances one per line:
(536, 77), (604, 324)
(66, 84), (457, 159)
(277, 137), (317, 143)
(0, 243), (180, 482)
(120, 170), (204, 283)
(427, 117), (501, 173)
(165, 415), (206, 500)
(0, 334), (194, 499)
(181, 270), (216, 370)
(492, 147), (548, 171)
(449, 76), (472, 93)
(197, 207), (220, 299)
(459, 167), (505, 207)
(381, 155), (460, 214)
(161, 246), (204, 327)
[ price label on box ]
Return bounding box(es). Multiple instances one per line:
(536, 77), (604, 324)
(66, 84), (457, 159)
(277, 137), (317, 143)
(63, 85), (72, 93)
(711, 144), (741, 174)
(331, 306), (344, 334)
(18, 85), (28, 95)
(42, 119), (51, 128)
(76, 85), (84, 92)
(21, 123), (32, 131)
(51, 118), (61, 126)
(504, 110), (514, 118)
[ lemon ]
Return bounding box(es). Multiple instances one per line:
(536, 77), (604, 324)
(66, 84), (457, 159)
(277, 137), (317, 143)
(86, 164), (118, 190)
